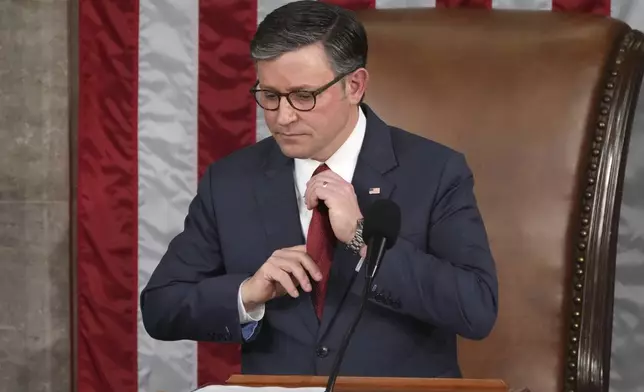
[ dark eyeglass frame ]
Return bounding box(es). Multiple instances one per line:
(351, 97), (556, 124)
(250, 68), (358, 112)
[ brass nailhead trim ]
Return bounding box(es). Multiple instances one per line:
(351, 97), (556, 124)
(564, 30), (635, 392)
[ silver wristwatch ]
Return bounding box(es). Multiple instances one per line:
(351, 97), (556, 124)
(345, 218), (365, 255)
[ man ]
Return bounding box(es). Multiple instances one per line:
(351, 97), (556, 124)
(140, 1), (498, 378)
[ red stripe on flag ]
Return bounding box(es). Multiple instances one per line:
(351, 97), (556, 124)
(197, 0), (258, 179)
(197, 0), (258, 385)
(436, 0), (492, 8)
(322, 0), (376, 10)
(552, 0), (611, 15)
(77, 1), (139, 392)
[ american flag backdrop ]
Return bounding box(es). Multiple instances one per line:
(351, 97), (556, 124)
(76, 1), (644, 391)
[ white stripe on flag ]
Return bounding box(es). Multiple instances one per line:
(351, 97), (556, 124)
(137, 0), (200, 391)
(492, 0), (552, 10)
(256, 2), (295, 142)
(376, 0), (436, 8)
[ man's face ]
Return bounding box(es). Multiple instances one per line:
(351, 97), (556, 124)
(255, 43), (366, 161)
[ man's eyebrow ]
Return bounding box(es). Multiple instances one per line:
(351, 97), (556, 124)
(258, 84), (317, 92)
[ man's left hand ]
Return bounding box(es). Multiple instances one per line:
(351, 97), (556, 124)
(305, 170), (362, 244)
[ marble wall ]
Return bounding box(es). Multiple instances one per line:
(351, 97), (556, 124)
(0, 1), (71, 391)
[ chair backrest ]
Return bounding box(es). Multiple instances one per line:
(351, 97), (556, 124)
(355, 8), (643, 392)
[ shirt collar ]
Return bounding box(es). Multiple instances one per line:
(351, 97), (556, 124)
(294, 106), (366, 197)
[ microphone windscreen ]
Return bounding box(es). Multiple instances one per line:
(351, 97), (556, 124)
(363, 199), (401, 249)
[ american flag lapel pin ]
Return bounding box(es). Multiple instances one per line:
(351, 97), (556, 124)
(368, 187), (380, 195)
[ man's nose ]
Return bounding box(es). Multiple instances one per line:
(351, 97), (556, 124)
(276, 97), (297, 125)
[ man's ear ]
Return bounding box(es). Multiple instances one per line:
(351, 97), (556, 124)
(346, 68), (369, 105)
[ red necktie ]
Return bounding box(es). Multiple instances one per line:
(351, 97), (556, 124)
(306, 164), (336, 320)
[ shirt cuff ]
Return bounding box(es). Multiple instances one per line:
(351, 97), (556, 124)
(238, 278), (265, 324)
(241, 321), (259, 342)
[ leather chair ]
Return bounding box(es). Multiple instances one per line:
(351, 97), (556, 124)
(355, 7), (644, 392)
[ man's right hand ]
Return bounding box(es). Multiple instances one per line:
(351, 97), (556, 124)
(240, 245), (322, 311)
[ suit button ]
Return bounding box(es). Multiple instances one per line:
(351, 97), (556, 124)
(316, 346), (329, 358)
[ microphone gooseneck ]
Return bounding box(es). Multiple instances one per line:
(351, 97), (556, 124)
(324, 274), (371, 392)
(324, 199), (401, 392)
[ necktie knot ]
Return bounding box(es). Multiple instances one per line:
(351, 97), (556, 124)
(312, 163), (329, 177)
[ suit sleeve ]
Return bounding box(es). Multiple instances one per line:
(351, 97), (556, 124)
(368, 152), (498, 340)
(140, 165), (256, 343)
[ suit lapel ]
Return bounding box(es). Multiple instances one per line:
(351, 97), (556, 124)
(254, 143), (318, 336)
(317, 104), (398, 339)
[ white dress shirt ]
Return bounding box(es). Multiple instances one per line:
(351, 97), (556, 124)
(237, 106), (367, 324)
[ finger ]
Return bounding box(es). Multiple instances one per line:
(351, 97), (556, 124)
(277, 249), (323, 283)
(307, 184), (338, 210)
(266, 265), (299, 297)
(273, 257), (312, 292)
(314, 175), (354, 197)
(306, 172), (340, 204)
(309, 170), (345, 184)
(305, 181), (320, 210)
(306, 180), (339, 210)
(305, 176), (334, 209)
(296, 251), (323, 282)
(309, 175), (350, 195)
(274, 283), (289, 297)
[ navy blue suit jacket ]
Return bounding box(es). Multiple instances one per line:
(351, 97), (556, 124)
(140, 104), (498, 378)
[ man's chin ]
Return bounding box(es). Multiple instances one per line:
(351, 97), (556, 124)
(276, 143), (314, 160)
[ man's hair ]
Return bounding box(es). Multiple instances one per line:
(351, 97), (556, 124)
(250, 1), (368, 76)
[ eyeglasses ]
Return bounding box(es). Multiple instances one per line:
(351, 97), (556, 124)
(250, 70), (355, 112)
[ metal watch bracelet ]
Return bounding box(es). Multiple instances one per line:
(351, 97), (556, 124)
(345, 218), (365, 255)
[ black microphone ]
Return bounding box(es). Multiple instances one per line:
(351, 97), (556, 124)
(362, 199), (401, 282)
(324, 199), (401, 392)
